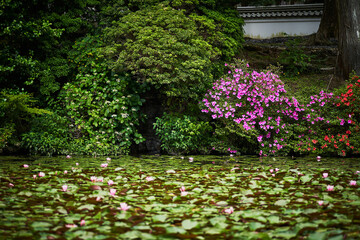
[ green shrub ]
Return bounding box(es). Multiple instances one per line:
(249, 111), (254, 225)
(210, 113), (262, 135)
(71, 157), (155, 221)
(153, 113), (212, 154)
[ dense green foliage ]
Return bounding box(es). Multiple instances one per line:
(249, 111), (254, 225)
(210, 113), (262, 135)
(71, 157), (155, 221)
(153, 113), (212, 154)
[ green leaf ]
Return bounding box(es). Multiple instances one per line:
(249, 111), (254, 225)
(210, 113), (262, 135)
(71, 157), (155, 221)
(182, 219), (199, 230)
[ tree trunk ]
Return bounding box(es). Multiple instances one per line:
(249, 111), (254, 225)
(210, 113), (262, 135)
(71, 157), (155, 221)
(310, 0), (338, 45)
(336, 0), (360, 81)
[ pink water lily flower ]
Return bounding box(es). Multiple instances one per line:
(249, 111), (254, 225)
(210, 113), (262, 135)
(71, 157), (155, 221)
(317, 156), (321, 161)
(269, 169), (274, 173)
(38, 172), (45, 177)
(146, 176), (154, 181)
(356, 171), (360, 174)
(66, 155), (71, 159)
(189, 157), (194, 162)
(224, 207), (234, 214)
(96, 177), (104, 182)
(108, 180), (114, 186)
(327, 185), (334, 191)
(101, 163), (108, 168)
(275, 168), (279, 172)
(33, 175), (37, 179)
(118, 202), (131, 211)
(180, 186), (188, 196)
(23, 164), (29, 168)
(318, 200), (324, 206)
(109, 188), (116, 196)
(180, 186), (186, 192)
(322, 173), (328, 178)
(350, 180), (357, 186)
(106, 157), (111, 161)
(80, 219), (86, 226)
(76, 163), (79, 166)
(90, 176), (97, 182)
(9, 183), (14, 187)
(62, 185), (68, 192)
(64, 170), (68, 174)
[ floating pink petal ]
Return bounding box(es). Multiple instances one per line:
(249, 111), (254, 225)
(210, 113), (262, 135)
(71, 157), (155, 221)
(109, 188), (116, 196)
(118, 202), (130, 211)
(146, 176), (154, 181)
(224, 207), (234, 214)
(350, 180), (357, 186)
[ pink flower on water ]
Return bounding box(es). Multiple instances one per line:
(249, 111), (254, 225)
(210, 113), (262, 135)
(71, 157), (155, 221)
(269, 169), (274, 173)
(224, 207), (234, 214)
(180, 186), (186, 192)
(64, 170), (68, 174)
(189, 157), (194, 162)
(275, 168), (279, 172)
(9, 183), (14, 187)
(66, 155), (71, 159)
(356, 171), (360, 174)
(146, 176), (154, 181)
(65, 224), (77, 228)
(101, 163), (108, 168)
(350, 180), (357, 186)
(33, 175), (37, 179)
(76, 163), (79, 166)
(327, 185), (334, 191)
(62, 185), (68, 192)
(106, 157), (111, 161)
(272, 174), (275, 177)
(38, 172), (45, 177)
(322, 173), (328, 178)
(96, 196), (102, 201)
(108, 180), (114, 186)
(109, 188), (116, 196)
(23, 164), (29, 168)
(97, 177), (104, 182)
(180, 186), (188, 196)
(90, 176), (97, 182)
(317, 156), (321, 161)
(80, 219), (86, 226)
(318, 201), (324, 206)
(118, 202), (131, 211)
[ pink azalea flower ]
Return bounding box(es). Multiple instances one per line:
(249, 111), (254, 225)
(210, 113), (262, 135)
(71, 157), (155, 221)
(224, 207), (234, 214)
(189, 157), (194, 162)
(318, 200), (324, 206)
(101, 163), (108, 168)
(90, 176), (97, 182)
(350, 180), (357, 186)
(108, 180), (114, 186)
(109, 188), (116, 196)
(66, 155), (71, 159)
(62, 185), (68, 192)
(38, 172), (45, 177)
(118, 202), (130, 211)
(327, 185), (334, 191)
(65, 224), (77, 228)
(80, 219), (86, 226)
(23, 164), (29, 168)
(322, 173), (328, 178)
(146, 176), (154, 181)
(64, 170), (68, 174)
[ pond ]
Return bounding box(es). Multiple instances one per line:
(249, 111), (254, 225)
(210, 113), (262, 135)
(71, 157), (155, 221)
(1, 155), (360, 239)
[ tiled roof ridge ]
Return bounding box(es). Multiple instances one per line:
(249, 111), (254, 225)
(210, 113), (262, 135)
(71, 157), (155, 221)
(237, 3), (324, 19)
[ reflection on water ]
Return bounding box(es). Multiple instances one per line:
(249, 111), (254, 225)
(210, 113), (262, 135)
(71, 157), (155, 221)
(0, 155), (360, 172)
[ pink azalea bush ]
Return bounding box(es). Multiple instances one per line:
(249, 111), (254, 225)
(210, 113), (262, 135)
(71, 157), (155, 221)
(201, 61), (337, 156)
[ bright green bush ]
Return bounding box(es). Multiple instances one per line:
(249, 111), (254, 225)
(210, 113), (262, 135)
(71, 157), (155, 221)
(153, 113), (212, 154)
(60, 36), (145, 156)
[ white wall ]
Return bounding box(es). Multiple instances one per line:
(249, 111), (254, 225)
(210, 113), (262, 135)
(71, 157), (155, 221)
(243, 18), (321, 39)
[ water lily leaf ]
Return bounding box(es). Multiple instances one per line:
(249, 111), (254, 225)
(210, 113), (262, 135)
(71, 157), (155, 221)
(31, 221), (52, 230)
(283, 176), (297, 183)
(216, 201), (228, 206)
(249, 221), (265, 231)
(166, 226), (187, 234)
(300, 175), (312, 183)
(210, 216), (227, 226)
(152, 215), (167, 222)
(274, 199), (290, 206)
(307, 231), (328, 240)
(78, 204), (95, 211)
(182, 219), (199, 230)
(267, 215), (281, 224)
